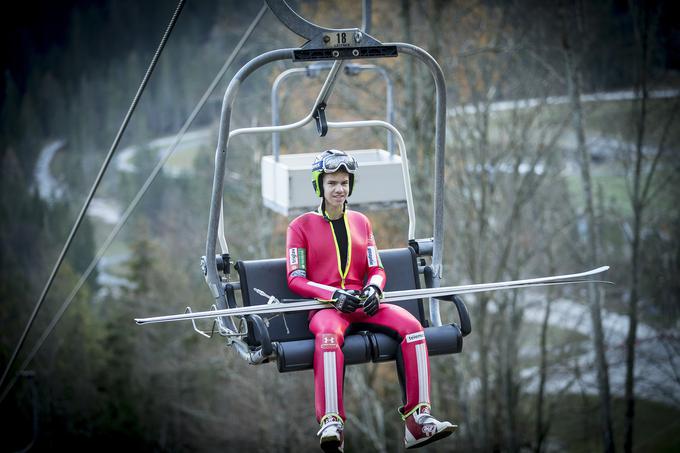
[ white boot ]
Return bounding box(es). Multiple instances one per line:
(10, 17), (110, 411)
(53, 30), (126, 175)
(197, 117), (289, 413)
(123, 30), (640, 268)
(403, 405), (457, 449)
(317, 414), (344, 453)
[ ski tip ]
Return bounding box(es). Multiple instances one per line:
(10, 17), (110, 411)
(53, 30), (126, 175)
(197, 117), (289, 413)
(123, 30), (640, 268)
(590, 280), (615, 285)
(592, 265), (610, 274)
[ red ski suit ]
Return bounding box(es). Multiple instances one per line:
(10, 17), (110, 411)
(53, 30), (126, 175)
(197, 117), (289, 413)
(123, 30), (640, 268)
(286, 209), (432, 422)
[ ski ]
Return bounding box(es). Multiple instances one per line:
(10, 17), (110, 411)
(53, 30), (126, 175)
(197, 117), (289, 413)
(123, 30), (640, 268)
(381, 265), (609, 299)
(135, 266), (610, 325)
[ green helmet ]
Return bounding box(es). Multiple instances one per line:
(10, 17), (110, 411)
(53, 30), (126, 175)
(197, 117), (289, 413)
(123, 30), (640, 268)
(311, 149), (358, 197)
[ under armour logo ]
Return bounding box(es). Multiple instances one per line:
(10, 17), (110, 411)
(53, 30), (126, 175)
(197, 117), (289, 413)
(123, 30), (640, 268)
(321, 334), (338, 349)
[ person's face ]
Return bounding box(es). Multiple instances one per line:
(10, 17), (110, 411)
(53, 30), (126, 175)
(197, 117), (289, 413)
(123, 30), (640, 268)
(322, 171), (350, 212)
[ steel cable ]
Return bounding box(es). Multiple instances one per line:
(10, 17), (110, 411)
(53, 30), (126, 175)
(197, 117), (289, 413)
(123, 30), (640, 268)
(0, 2), (268, 404)
(0, 0), (187, 394)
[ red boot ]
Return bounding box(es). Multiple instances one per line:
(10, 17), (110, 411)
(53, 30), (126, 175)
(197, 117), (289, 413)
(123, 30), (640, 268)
(403, 405), (457, 449)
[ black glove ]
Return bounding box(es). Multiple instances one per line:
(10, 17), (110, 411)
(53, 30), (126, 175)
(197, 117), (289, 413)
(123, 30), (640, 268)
(361, 285), (381, 316)
(332, 289), (362, 313)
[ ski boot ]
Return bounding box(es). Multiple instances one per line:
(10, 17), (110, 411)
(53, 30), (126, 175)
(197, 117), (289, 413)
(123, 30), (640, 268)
(317, 414), (344, 453)
(403, 405), (457, 449)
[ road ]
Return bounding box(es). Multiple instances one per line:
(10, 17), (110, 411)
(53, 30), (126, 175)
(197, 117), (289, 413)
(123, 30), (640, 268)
(34, 140), (66, 202)
(34, 140), (128, 294)
(520, 295), (679, 407)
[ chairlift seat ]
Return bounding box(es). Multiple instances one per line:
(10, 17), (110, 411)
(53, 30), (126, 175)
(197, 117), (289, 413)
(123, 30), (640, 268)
(235, 247), (467, 372)
(261, 149), (406, 215)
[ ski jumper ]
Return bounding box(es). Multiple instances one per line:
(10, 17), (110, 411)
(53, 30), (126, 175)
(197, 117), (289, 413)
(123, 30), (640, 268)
(286, 208), (432, 423)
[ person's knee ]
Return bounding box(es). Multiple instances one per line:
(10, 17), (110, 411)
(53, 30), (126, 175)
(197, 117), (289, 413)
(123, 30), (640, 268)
(310, 310), (343, 334)
(386, 306), (424, 337)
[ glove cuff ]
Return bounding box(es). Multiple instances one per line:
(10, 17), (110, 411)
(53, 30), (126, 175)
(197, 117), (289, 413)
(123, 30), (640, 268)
(367, 284), (383, 297)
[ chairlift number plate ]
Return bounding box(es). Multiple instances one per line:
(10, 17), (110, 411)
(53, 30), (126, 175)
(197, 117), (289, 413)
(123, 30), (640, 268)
(328, 32), (353, 48)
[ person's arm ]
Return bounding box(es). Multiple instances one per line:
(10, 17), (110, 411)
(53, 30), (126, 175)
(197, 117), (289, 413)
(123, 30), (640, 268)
(362, 220), (386, 315)
(364, 221), (386, 293)
(286, 223), (337, 300)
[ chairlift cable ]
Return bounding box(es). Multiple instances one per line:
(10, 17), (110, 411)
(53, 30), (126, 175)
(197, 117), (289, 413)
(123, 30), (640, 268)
(0, 2), (268, 404)
(0, 0), (187, 394)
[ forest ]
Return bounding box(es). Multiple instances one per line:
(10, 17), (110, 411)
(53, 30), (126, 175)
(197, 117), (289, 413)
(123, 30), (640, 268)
(1, 0), (679, 451)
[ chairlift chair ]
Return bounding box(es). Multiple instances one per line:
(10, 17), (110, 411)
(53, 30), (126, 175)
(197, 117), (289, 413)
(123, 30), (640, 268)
(199, 0), (471, 371)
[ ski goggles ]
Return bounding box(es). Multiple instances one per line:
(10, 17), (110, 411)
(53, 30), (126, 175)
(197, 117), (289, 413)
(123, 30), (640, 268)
(314, 152), (358, 174)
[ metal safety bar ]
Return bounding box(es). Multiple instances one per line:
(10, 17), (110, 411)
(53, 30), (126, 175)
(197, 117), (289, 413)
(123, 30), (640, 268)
(271, 62), (395, 158)
(221, 118), (415, 248)
(271, 67), (309, 158)
(343, 64), (395, 155)
(326, 119), (414, 236)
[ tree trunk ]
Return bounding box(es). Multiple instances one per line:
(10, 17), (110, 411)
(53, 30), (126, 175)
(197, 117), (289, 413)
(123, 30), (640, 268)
(560, 1), (616, 452)
(502, 289), (520, 453)
(477, 296), (491, 451)
(535, 257), (556, 453)
(625, 4), (650, 452)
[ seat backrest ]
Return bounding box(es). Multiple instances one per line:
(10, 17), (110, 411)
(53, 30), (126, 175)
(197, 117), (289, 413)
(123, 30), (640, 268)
(235, 247), (424, 342)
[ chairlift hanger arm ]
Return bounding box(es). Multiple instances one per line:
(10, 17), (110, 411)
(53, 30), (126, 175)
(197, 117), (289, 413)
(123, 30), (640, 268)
(266, 0), (352, 40)
(266, 0), (373, 38)
(265, 0), (396, 61)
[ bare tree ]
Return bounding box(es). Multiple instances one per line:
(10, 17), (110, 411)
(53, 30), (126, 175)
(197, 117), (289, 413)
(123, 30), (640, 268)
(534, 268), (555, 453)
(622, 2), (680, 452)
(559, 1), (615, 451)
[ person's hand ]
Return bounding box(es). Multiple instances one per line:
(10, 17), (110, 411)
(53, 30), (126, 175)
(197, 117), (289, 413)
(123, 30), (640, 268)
(361, 285), (381, 316)
(332, 289), (362, 313)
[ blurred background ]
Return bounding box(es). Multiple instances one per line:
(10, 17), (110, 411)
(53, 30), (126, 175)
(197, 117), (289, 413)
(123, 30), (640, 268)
(1, 0), (678, 451)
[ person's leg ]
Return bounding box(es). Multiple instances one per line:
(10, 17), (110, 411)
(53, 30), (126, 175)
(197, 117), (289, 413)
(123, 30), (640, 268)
(309, 309), (351, 452)
(309, 309), (351, 422)
(358, 304), (457, 448)
(358, 304), (430, 414)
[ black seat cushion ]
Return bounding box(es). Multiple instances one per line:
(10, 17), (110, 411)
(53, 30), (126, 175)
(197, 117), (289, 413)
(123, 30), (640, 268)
(275, 324), (463, 372)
